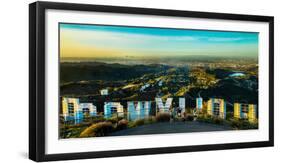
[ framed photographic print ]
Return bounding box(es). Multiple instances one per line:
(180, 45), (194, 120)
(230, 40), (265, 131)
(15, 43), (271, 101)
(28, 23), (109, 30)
(29, 1), (274, 162)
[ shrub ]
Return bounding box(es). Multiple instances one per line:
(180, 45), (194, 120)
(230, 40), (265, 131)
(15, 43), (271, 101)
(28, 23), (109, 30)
(134, 119), (145, 126)
(106, 117), (119, 124)
(240, 120), (258, 129)
(185, 108), (192, 114)
(128, 121), (135, 128)
(60, 126), (88, 138)
(213, 117), (223, 124)
(229, 119), (242, 129)
(79, 122), (113, 137)
(61, 121), (92, 130)
(128, 119), (145, 128)
(196, 114), (204, 121)
(228, 118), (257, 129)
(145, 116), (156, 124)
(225, 112), (233, 120)
(174, 116), (185, 122)
(116, 119), (128, 130)
(247, 122), (258, 129)
(88, 116), (106, 124)
(186, 115), (194, 121)
(156, 113), (171, 122)
(197, 114), (224, 124)
(197, 114), (212, 123)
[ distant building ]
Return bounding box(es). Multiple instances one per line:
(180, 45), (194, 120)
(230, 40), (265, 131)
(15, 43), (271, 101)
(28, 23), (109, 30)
(196, 97), (203, 110)
(234, 103), (257, 123)
(207, 98), (226, 119)
(158, 80), (163, 87)
(62, 97), (97, 124)
(140, 83), (150, 92)
(100, 89), (108, 95)
(104, 102), (124, 118)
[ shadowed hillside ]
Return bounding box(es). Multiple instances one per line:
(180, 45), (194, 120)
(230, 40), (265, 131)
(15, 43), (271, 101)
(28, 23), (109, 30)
(60, 62), (170, 83)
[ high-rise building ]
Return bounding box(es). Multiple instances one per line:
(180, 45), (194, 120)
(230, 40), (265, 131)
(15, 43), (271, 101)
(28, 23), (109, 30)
(234, 103), (257, 123)
(207, 98), (226, 119)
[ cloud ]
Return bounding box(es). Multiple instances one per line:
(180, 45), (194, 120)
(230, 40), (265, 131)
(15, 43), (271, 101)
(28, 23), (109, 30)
(62, 28), (198, 44)
(207, 37), (243, 42)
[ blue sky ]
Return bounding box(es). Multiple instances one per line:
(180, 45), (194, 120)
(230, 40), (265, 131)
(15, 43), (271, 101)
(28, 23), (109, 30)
(60, 23), (259, 58)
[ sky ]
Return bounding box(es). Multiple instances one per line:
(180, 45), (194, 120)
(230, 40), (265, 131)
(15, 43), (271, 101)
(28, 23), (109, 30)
(60, 23), (258, 59)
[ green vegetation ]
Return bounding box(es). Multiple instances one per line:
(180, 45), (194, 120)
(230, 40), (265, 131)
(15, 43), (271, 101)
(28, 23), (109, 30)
(189, 68), (217, 89)
(60, 124), (89, 138)
(60, 60), (258, 105)
(228, 118), (258, 129)
(197, 113), (257, 129)
(144, 116), (157, 124)
(60, 111), (258, 138)
(175, 86), (189, 96)
(60, 59), (259, 138)
(60, 62), (170, 83)
(197, 114), (224, 125)
(185, 115), (195, 121)
(61, 116), (163, 138)
(128, 119), (145, 128)
(106, 116), (123, 124)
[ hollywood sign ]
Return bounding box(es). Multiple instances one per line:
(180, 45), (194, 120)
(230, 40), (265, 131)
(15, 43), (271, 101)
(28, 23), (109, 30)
(104, 98), (184, 119)
(62, 97), (257, 123)
(63, 97), (200, 116)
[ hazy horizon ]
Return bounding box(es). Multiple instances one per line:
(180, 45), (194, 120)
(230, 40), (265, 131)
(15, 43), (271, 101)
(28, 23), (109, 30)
(60, 23), (259, 60)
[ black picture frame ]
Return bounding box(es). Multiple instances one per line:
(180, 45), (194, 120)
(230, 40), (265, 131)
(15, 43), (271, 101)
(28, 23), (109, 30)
(29, 1), (274, 162)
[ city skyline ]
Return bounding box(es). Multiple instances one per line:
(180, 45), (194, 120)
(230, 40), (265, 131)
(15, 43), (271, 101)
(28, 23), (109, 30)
(60, 23), (259, 60)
